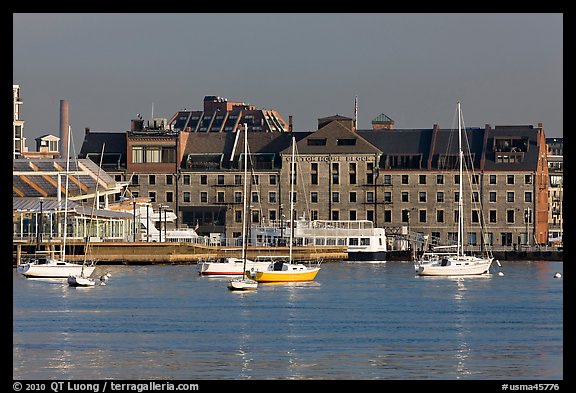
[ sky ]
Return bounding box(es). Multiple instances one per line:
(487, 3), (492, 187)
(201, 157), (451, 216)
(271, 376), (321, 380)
(13, 13), (563, 154)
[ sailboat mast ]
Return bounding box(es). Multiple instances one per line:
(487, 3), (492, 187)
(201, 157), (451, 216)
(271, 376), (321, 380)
(62, 125), (72, 262)
(457, 102), (464, 257)
(241, 124), (248, 265)
(289, 136), (296, 262)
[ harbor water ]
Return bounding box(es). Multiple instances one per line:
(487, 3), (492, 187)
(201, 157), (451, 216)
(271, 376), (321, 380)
(13, 260), (563, 380)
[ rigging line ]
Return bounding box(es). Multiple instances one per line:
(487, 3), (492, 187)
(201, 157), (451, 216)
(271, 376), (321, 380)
(84, 143), (105, 265)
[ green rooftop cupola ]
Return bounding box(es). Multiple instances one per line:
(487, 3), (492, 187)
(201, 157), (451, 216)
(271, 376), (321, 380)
(371, 113), (394, 130)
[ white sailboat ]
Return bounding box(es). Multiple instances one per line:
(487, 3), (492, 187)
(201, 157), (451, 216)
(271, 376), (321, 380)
(415, 102), (500, 276)
(228, 125), (258, 291)
(17, 127), (96, 279)
(68, 143), (105, 287)
(250, 136), (322, 283)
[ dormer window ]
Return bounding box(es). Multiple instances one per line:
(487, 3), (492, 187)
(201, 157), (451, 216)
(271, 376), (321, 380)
(307, 138), (327, 146)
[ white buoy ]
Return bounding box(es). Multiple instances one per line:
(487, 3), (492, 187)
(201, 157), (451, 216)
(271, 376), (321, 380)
(554, 272), (562, 278)
(497, 271), (504, 276)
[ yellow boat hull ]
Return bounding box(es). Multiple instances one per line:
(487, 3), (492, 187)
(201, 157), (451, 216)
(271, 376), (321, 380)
(251, 267), (321, 283)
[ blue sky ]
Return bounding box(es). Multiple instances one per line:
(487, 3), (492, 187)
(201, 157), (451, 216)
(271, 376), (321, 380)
(13, 13), (563, 152)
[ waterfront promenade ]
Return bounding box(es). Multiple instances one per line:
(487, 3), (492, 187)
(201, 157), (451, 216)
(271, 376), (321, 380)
(13, 239), (561, 265)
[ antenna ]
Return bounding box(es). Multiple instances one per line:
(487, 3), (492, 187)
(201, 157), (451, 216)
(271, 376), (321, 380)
(151, 102), (154, 121)
(354, 95), (358, 131)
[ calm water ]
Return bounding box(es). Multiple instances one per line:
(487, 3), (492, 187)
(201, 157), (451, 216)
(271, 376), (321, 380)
(13, 260), (563, 380)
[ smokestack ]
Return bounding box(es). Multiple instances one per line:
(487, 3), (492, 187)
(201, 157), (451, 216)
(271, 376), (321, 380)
(59, 99), (69, 158)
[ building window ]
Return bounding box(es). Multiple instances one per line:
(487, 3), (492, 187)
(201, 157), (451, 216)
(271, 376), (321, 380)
(525, 174), (532, 184)
(366, 163), (374, 184)
(507, 192), (515, 203)
(310, 210), (318, 220)
(489, 174), (497, 184)
(349, 192), (357, 203)
(332, 192), (340, 203)
(436, 210), (444, 223)
(507, 175), (515, 185)
(384, 192), (392, 203)
(349, 163), (357, 185)
(501, 232), (513, 246)
(149, 191), (156, 203)
(217, 175), (224, 185)
(252, 210), (259, 224)
(384, 210), (392, 222)
(401, 209), (409, 223)
(235, 192), (242, 204)
(436, 174), (444, 184)
(269, 175), (276, 185)
(437, 192), (444, 203)
(489, 210), (497, 223)
(507, 209), (515, 223)
(166, 175), (173, 185)
(366, 210), (374, 222)
(366, 192), (374, 203)
(132, 146), (144, 163)
(291, 192), (297, 203)
(454, 175), (460, 185)
(200, 175), (207, 185)
(235, 210), (242, 223)
(489, 192), (496, 203)
(252, 175), (259, 185)
(183, 175), (190, 185)
(252, 192), (259, 204)
(472, 174), (479, 184)
(200, 192), (207, 203)
(132, 175), (139, 185)
(311, 192), (318, 203)
(332, 163), (339, 185)
(149, 175), (156, 185)
(349, 210), (357, 220)
(468, 232), (477, 246)
(311, 163), (318, 185)
(402, 192), (409, 202)
(166, 192), (173, 203)
(269, 192), (276, 203)
(183, 192), (190, 203)
(419, 210), (426, 223)
(401, 174), (409, 184)
(472, 210), (480, 223)
(472, 192), (479, 203)
(419, 175), (426, 184)
(454, 210), (459, 223)
(419, 192), (426, 202)
(384, 174), (392, 185)
(525, 192), (532, 202)
(332, 210), (340, 220)
(217, 191), (225, 203)
(454, 192), (460, 202)
(235, 175), (242, 185)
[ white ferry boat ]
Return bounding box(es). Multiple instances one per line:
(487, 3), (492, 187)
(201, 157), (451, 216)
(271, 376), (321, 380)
(251, 218), (387, 261)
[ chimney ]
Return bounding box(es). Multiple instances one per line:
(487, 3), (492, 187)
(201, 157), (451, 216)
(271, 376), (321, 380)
(59, 99), (69, 158)
(85, 127), (90, 135)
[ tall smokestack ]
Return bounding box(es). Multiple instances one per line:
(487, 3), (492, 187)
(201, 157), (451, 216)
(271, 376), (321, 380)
(60, 99), (69, 158)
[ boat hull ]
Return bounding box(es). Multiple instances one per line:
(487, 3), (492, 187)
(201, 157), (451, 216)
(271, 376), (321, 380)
(17, 263), (96, 279)
(227, 278), (258, 291)
(198, 259), (270, 276)
(67, 275), (97, 287)
(416, 258), (493, 276)
(252, 267), (321, 283)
